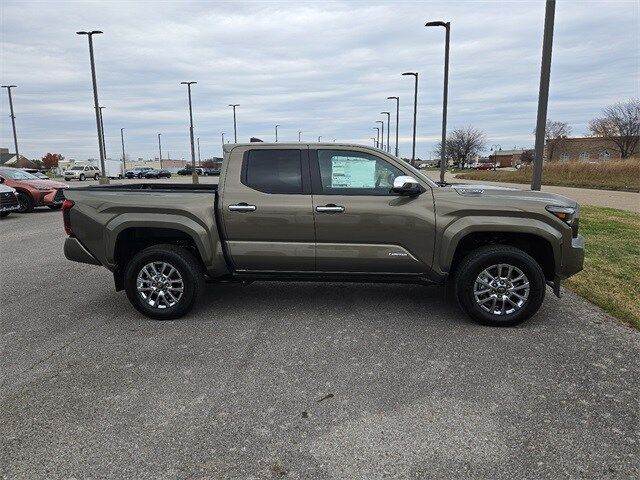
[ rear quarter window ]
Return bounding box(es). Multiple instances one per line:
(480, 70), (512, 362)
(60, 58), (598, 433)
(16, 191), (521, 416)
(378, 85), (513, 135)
(242, 149), (303, 194)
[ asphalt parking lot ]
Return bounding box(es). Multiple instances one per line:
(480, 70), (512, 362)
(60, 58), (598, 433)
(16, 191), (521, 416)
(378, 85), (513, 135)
(1, 202), (639, 479)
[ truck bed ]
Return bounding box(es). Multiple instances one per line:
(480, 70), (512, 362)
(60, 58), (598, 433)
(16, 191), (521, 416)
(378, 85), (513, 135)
(71, 183), (218, 192)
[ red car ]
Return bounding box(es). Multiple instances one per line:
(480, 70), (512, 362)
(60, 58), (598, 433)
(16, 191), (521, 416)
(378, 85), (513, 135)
(0, 167), (68, 213)
(473, 162), (496, 170)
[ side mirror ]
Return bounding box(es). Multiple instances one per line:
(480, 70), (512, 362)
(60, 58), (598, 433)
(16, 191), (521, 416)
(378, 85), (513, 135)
(392, 175), (423, 196)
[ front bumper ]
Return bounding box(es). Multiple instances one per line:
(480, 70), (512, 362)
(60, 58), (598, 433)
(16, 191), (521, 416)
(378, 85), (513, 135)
(0, 192), (20, 212)
(64, 237), (101, 265)
(43, 188), (65, 205)
(559, 234), (585, 279)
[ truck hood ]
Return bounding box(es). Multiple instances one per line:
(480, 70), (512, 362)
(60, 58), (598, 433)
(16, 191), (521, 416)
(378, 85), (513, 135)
(450, 183), (577, 207)
(19, 179), (69, 190)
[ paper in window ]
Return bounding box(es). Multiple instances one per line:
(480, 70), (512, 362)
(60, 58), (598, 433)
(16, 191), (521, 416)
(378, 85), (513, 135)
(330, 157), (376, 188)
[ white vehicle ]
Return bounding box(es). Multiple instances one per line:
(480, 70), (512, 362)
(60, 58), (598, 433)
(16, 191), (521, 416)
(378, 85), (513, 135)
(64, 165), (101, 181)
(0, 181), (20, 217)
(105, 159), (125, 179)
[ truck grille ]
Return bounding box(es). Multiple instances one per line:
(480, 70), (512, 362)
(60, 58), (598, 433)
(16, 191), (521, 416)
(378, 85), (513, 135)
(0, 191), (19, 210)
(53, 189), (65, 204)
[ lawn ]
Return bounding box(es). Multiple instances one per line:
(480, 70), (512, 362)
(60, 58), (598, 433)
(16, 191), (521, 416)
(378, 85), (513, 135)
(454, 159), (640, 192)
(565, 206), (640, 329)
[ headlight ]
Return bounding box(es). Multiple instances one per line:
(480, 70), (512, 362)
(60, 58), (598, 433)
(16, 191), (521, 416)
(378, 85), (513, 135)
(546, 205), (580, 238)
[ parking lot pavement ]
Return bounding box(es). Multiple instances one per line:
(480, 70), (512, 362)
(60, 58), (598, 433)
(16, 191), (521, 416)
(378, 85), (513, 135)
(1, 210), (638, 479)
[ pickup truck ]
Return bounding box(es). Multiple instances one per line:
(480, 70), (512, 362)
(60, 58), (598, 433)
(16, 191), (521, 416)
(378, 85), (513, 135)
(62, 143), (584, 326)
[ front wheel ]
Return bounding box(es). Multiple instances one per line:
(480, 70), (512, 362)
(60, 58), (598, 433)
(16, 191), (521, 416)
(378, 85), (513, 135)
(16, 192), (34, 213)
(79, 174), (85, 181)
(454, 245), (546, 327)
(94, 173), (99, 180)
(124, 244), (204, 320)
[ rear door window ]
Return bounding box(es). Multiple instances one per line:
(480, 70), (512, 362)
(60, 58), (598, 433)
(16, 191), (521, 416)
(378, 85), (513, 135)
(242, 149), (304, 194)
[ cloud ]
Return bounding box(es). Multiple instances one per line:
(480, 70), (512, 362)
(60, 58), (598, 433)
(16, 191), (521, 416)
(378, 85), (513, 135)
(1, 0), (638, 160)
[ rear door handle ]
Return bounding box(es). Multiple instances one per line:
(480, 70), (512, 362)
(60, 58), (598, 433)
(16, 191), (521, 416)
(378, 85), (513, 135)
(316, 204), (345, 213)
(229, 203), (256, 212)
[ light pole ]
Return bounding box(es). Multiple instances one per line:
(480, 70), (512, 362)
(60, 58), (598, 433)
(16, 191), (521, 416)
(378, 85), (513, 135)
(158, 133), (163, 168)
(181, 81), (198, 184)
(99, 106), (107, 159)
(298, 131), (302, 142)
(532, 0), (556, 191)
(371, 137), (377, 146)
(373, 127), (380, 148)
(376, 120), (384, 151)
(197, 137), (201, 166)
(1, 85), (19, 165)
(491, 144), (502, 171)
(77, 30), (108, 184)
(221, 132), (225, 153)
(120, 128), (126, 173)
(402, 72), (418, 166)
(317, 136), (322, 142)
(275, 124), (279, 142)
(387, 96), (399, 157)
(228, 104), (239, 142)
(381, 111), (391, 153)
(426, 21), (451, 184)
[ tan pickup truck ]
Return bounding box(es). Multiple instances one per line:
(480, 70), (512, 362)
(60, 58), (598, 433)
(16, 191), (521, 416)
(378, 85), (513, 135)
(62, 143), (584, 326)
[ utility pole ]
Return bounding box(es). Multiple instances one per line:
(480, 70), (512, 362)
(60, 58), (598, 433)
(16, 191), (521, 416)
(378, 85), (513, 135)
(387, 96), (399, 157)
(402, 72), (418, 166)
(1, 85), (19, 165)
(228, 104), (239, 142)
(157, 133), (163, 168)
(532, 0), (556, 191)
(77, 30), (108, 184)
(181, 81), (198, 184)
(120, 128), (126, 173)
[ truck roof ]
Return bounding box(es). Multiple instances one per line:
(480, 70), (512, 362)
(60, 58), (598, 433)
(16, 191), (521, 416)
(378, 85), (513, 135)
(222, 142), (381, 153)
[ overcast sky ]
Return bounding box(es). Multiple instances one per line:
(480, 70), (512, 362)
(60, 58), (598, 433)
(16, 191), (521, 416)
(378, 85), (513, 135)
(1, 0), (638, 161)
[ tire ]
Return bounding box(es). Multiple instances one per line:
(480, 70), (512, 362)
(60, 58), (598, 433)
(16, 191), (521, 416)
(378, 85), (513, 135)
(16, 192), (34, 213)
(79, 174), (85, 181)
(94, 174), (99, 180)
(124, 244), (204, 320)
(48, 204), (62, 210)
(453, 245), (546, 327)
(0, 212), (10, 218)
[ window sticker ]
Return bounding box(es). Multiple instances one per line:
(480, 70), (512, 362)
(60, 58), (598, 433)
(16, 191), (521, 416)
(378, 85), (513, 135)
(330, 157), (376, 188)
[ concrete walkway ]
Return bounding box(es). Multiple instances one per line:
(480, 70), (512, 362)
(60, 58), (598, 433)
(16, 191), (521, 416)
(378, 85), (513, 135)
(444, 173), (640, 213)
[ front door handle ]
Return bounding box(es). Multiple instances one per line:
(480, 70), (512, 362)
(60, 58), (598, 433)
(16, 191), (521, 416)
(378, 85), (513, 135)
(316, 204), (345, 213)
(229, 203), (256, 212)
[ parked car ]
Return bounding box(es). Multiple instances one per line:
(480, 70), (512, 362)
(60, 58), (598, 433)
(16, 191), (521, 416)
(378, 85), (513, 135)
(202, 167), (221, 176)
(0, 167), (68, 212)
(64, 165), (101, 181)
(0, 182), (20, 218)
(22, 168), (49, 180)
(473, 162), (496, 170)
(177, 167), (203, 175)
(144, 169), (172, 179)
(63, 142), (584, 326)
(125, 167), (153, 179)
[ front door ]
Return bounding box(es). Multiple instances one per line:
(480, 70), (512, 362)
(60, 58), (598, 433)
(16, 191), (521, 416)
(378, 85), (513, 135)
(221, 147), (315, 271)
(310, 148), (435, 273)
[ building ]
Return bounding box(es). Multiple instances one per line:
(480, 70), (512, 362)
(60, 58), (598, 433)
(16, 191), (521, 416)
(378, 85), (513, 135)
(544, 136), (639, 161)
(0, 147), (36, 168)
(490, 149), (528, 168)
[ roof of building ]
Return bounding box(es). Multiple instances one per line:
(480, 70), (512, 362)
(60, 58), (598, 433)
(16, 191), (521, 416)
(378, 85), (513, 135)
(0, 152), (17, 165)
(492, 149), (526, 156)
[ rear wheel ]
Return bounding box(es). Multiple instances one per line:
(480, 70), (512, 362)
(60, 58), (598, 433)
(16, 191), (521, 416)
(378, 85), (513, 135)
(124, 244), (204, 320)
(454, 245), (546, 327)
(79, 174), (85, 181)
(94, 173), (99, 180)
(16, 192), (34, 213)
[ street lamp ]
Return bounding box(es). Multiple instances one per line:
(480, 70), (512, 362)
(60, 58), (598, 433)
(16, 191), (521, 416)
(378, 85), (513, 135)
(77, 30), (108, 183)
(491, 144), (502, 171)
(298, 131), (302, 142)
(373, 127), (380, 148)
(181, 81), (198, 184)
(380, 111), (391, 153)
(197, 137), (201, 166)
(99, 106), (107, 159)
(317, 136), (322, 142)
(1, 85), (19, 165)
(425, 20), (451, 184)
(157, 133), (163, 168)
(228, 104), (239, 142)
(387, 96), (400, 157)
(375, 120), (384, 151)
(275, 124), (280, 142)
(371, 137), (377, 147)
(402, 72), (418, 166)
(221, 132), (225, 152)
(120, 128), (126, 173)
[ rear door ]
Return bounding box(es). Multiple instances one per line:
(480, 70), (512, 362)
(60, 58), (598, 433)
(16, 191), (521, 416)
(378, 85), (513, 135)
(221, 146), (315, 271)
(310, 147), (435, 273)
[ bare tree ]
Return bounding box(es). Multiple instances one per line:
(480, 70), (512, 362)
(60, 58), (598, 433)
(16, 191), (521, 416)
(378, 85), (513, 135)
(434, 126), (486, 167)
(588, 98), (640, 158)
(533, 120), (572, 160)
